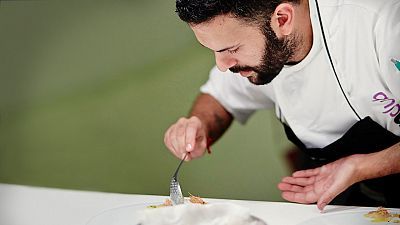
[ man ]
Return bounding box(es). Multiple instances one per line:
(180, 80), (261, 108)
(164, 0), (400, 210)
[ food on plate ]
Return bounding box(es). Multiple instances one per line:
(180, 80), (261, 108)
(188, 193), (207, 204)
(364, 207), (400, 223)
(147, 199), (173, 208)
(147, 194), (207, 208)
(365, 207), (391, 221)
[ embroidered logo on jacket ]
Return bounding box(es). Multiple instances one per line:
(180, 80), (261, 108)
(372, 92), (400, 127)
(391, 58), (400, 71)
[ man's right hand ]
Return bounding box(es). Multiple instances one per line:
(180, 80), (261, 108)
(164, 116), (208, 161)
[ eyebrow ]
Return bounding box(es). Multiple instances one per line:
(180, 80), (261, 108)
(199, 43), (238, 53)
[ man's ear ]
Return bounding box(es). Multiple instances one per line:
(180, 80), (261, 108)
(270, 3), (295, 37)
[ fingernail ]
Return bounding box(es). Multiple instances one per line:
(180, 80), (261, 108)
(320, 203), (326, 213)
(186, 144), (192, 151)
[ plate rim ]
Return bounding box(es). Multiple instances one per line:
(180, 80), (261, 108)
(86, 201), (163, 225)
(296, 208), (400, 225)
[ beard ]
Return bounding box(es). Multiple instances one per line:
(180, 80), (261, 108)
(229, 24), (299, 85)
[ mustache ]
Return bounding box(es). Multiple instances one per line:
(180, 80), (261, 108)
(229, 66), (259, 74)
(229, 65), (277, 85)
(231, 65), (282, 85)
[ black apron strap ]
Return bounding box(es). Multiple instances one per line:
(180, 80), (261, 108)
(284, 117), (400, 162)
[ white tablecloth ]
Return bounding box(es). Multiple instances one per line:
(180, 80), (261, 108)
(0, 183), (388, 225)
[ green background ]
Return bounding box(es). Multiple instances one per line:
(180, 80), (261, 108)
(0, 0), (292, 201)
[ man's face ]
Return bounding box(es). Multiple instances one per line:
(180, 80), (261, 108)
(191, 15), (297, 85)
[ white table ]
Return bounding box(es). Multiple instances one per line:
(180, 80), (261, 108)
(0, 183), (388, 225)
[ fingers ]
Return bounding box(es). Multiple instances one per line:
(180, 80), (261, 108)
(282, 158), (356, 211)
(281, 176), (316, 186)
(281, 190), (318, 204)
(164, 116), (206, 160)
(185, 118), (201, 152)
(279, 173), (319, 204)
(317, 176), (348, 211)
(278, 182), (314, 193)
(317, 186), (339, 211)
(278, 181), (316, 204)
(165, 118), (189, 159)
(278, 182), (302, 192)
(175, 118), (188, 156)
(164, 120), (185, 159)
(292, 167), (321, 178)
(164, 126), (177, 156)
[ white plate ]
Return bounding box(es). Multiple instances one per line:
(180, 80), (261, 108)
(297, 209), (400, 225)
(86, 202), (160, 225)
(86, 202), (268, 225)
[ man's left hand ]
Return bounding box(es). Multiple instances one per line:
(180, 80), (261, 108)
(277, 155), (363, 211)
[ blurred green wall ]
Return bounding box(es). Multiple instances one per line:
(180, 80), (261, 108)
(0, 1), (293, 201)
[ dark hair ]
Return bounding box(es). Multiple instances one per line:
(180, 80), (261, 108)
(176, 0), (300, 25)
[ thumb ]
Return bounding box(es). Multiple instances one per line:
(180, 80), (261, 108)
(317, 186), (341, 212)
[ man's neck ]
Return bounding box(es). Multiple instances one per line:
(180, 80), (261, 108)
(290, 0), (313, 63)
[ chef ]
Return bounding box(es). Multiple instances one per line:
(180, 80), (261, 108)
(164, 0), (400, 210)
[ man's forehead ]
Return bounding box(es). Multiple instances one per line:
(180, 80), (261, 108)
(190, 18), (242, 51)
(191, 16), (256, 42)
(190, 15), (261, 51)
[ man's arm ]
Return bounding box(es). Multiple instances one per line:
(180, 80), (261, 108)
(164, 93), (233, 160)
(278, 142), (400, 211)
(357, 142), (400, 181)
(189, 93), (233, 145)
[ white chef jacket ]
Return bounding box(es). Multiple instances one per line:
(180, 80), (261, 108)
(200, 0), (400, 148)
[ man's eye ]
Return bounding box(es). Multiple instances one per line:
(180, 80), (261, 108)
(227, 48), (239, 54)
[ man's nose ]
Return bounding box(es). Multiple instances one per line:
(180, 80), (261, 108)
(214, 52), (237, 72)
